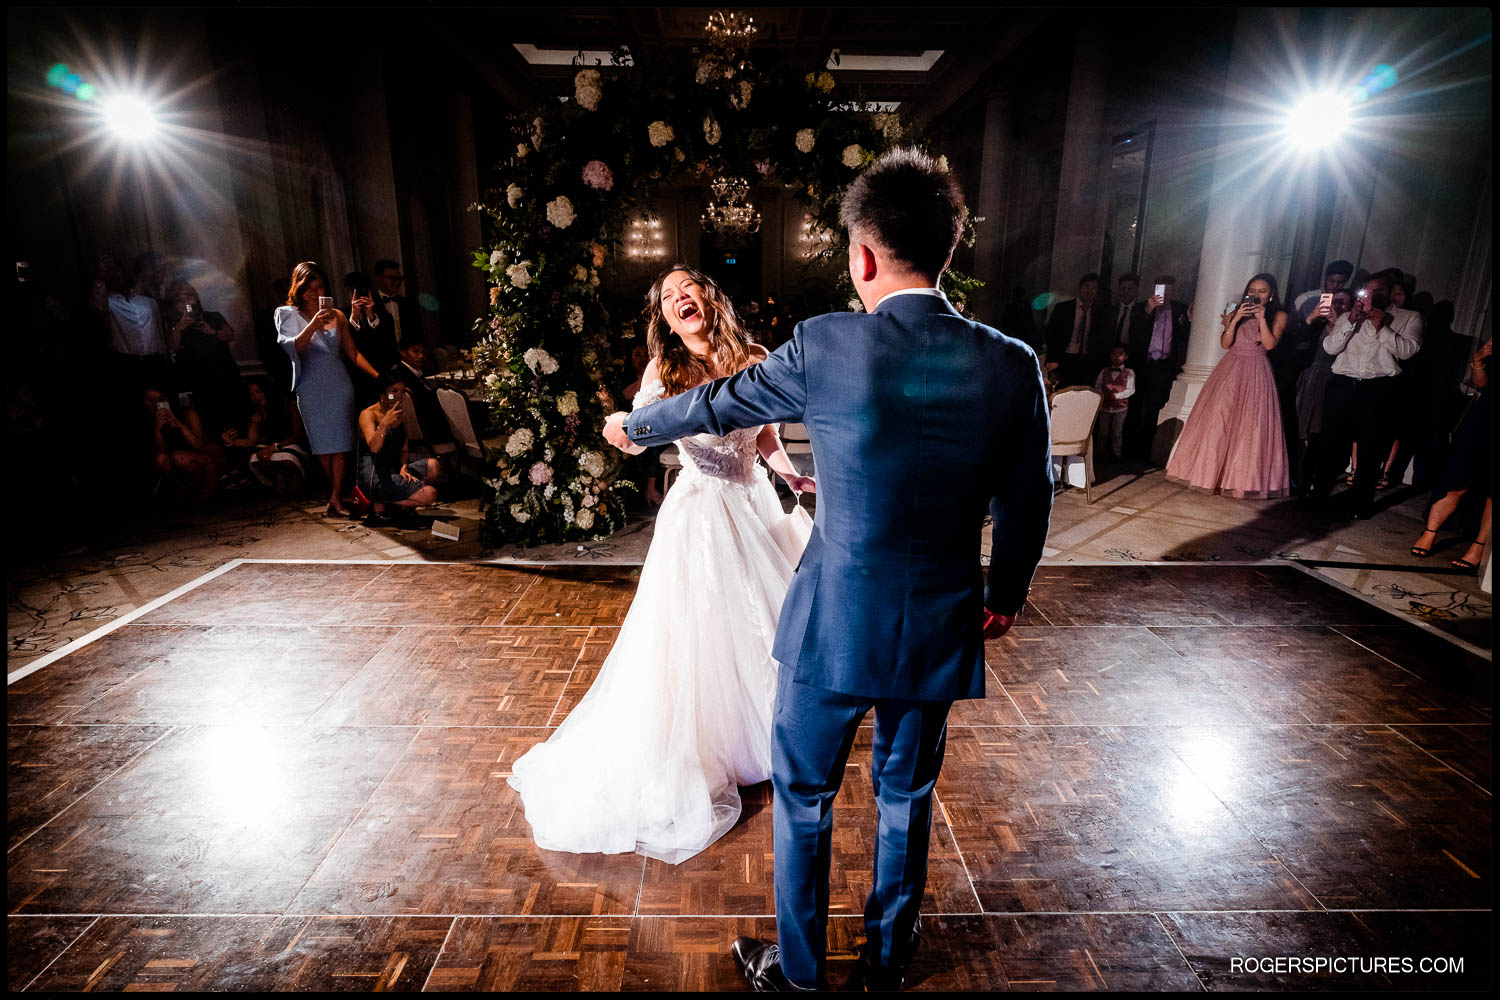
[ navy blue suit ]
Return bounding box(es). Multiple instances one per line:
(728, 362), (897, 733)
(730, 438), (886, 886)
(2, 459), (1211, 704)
(626, 291), (1052, 987)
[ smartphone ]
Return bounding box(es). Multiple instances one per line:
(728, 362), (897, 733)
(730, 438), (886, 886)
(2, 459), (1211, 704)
(1154, 283), (1167, 300)
(318, 295), (334, 311)
(178, 392), (194, 410)
(185, 302), (199, 317)
(1318, 292), (1334, 312)
(156, 400), (172, 413)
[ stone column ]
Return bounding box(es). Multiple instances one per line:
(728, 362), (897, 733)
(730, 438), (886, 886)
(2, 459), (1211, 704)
(972, 87), (1009, 320)
(1048, 24), (1109, 295)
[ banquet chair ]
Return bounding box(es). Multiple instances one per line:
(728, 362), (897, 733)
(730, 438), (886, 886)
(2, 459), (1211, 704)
(1049, 386), (1103, 504)
(659, 445), (682, 491)
(781, 420), (814, 462)
(437, 387), (506, 509)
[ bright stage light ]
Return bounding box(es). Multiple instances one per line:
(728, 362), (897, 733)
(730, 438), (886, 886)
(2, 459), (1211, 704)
(1284, 91), (1352, 148)
(103, 95), (159, 142)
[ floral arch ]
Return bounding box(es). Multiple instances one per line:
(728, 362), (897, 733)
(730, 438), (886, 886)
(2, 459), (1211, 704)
(469, 19), (975, 547)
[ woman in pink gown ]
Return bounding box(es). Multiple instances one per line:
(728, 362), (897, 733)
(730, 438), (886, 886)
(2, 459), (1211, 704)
(1165, 273), (1290, 499)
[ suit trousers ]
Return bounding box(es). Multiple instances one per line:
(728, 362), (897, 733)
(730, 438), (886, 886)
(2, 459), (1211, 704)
(771, 664), (952, 989)
(1128, 358), (1177, 459)
(1317, 374), (1398, 509)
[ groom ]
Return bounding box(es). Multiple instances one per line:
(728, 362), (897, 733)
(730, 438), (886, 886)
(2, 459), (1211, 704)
(604, 148), (1053, 991)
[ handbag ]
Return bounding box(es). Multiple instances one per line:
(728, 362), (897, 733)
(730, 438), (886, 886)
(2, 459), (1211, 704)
(769, 492), (813, 565)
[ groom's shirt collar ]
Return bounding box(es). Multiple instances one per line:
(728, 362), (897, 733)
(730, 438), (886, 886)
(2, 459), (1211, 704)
(873, 285), (947, 311)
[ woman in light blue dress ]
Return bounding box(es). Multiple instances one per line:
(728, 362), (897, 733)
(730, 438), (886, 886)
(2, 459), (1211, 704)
(275, 261), (380, 516)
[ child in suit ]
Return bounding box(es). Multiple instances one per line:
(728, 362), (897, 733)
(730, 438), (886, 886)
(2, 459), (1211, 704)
(1094, 345), (1135, 462)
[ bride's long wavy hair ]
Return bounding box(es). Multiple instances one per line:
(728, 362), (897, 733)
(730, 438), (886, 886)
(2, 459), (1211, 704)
(643, 264), (755, 397)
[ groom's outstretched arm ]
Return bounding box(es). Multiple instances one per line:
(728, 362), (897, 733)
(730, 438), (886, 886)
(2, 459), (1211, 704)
(625, 332), (808, 447)
(985, 361), (1054, 616)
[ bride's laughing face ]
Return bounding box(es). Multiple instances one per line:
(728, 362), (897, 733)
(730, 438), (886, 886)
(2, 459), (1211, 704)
(659, 270), (709, 339)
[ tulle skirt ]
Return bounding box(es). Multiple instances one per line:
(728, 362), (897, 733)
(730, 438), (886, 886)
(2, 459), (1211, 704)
(1166, 344), (1291, 499)
(508, 465), (795, 864)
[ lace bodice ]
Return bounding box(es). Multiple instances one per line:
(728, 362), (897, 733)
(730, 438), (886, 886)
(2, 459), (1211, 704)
(633, 378), (763, 484)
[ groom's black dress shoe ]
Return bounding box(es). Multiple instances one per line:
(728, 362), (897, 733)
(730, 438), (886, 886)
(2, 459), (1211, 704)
(846, 916), (922, 992)
(731, 938), (817, 992)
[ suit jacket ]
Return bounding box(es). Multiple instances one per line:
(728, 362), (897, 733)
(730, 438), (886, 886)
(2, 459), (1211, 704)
(1108, 300), (1151, 356)
(626, 293), (1053, 703)
(1044, 298), (1108, 363)
(375, 293), (423, 348)
(1129, 300), (1191, 375)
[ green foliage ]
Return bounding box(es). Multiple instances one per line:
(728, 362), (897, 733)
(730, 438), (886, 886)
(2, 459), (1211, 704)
(468, 40), (976, 547)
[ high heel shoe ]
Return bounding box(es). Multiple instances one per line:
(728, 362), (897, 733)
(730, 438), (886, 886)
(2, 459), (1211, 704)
(1411, 529), (1437, 558)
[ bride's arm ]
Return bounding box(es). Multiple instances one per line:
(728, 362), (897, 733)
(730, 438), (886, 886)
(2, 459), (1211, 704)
(756, 422), (815, 492)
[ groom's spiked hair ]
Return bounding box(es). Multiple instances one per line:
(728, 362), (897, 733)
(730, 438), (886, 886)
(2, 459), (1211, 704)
(839, 147), (966, 278)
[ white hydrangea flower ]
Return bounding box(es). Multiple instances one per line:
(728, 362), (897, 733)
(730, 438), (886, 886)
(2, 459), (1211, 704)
(545, 196), (575, 229)
(703, 116), (721, 145)
(578, 450), (606, 477)
(544, 483), (556, 499)
(576, 508), (595, 530)
(505, 427), (534, 456)
(506, 184), (523, 208)
(558, 391), (579, 416)
(510, 503), (530, 523)
(507, 262), (531, 289)
(574, 69), (602, 111)
(484, 373), (499, 386)
(795, 128), (816, 154)
(842, 144), (864, 168)
(936, 154), (950, 173)
(488, 249), (506, 270)
(567, 304), (584, 333)
(647, 121), (674, 147)
(522, 348), (559, 374)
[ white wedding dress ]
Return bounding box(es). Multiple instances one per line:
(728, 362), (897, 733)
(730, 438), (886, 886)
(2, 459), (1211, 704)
(507, 377), (796, 864)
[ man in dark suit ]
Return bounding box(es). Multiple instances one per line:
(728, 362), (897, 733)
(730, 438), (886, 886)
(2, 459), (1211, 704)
(605, 148), (1053, 992)
(371, 258), (423, 349)
(345, 271), (394, 407)
(1127, 274), (1191, 461)
(388, 341), (455, 453)
(1110, 272), (1150, 362)
(1044, 272), (1107, 388)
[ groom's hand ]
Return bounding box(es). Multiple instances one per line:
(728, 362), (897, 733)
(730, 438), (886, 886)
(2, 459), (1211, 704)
(603, 411), (642, 454)
(982, 607), (1016, 640)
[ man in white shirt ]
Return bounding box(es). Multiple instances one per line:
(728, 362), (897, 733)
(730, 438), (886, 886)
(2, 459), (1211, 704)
(1310, 273), (1422, 517)
(1292, 259), (1354, 320)
(90, 252), (173, 393)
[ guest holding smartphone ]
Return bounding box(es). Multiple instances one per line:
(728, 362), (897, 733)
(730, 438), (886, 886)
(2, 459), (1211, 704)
(1309, 272), (1422, 518)
(142, 386), (221, 502)
(275, 261), (379, 517)
(1164, 273), (1290, 498)
(357, 372), (440, 520)
(345, 271), (394, 406)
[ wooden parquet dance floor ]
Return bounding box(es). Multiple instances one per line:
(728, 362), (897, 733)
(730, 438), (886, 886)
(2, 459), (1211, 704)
(7, 560), (1492, 991)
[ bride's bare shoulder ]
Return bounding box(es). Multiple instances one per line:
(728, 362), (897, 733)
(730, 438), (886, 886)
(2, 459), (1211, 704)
(742, 343), (771, 368)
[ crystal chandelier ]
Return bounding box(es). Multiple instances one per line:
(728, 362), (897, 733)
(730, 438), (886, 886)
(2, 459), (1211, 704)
(627, 216), (666, 259)
(701, 175), (761, 236)
(704, 10), (756, 47)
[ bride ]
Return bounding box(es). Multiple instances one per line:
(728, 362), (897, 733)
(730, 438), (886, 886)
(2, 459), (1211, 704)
(507, 265), (815, 864)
